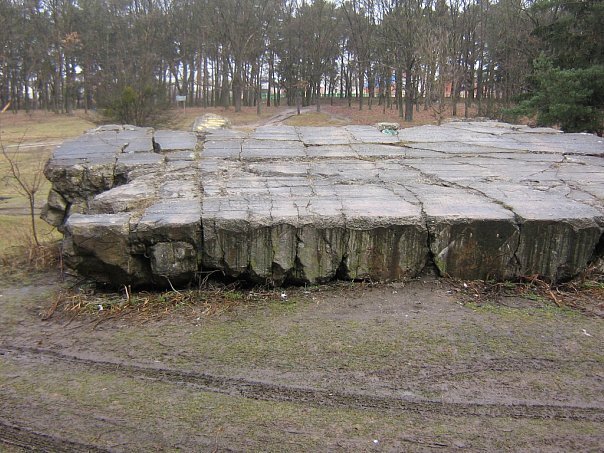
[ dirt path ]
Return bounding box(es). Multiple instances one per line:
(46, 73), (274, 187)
(2, 140), (63, 151)
(229, 106), (318, 130)
(1, 272), (602, 451)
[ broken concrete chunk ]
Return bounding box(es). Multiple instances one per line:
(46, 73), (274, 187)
(65, 213), (150, 285)
(40, 204), (66, 228)
(47, 189), (68, 212)
(375, 122), (400, 131)
(89, 179), (157, 214)
(115, 153), (165, 182)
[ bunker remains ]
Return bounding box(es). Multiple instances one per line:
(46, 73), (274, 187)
(42, 121), (604, 287)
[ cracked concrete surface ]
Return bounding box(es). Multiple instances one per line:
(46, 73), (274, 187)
(42, 121), (604, 287)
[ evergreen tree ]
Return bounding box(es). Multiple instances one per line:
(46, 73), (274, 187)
(510, 0), (604, 135)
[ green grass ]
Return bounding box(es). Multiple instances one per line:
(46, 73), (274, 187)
(463, 300), (578, 319)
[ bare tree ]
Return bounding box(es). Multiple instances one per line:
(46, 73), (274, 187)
(1, 135), (45, 246)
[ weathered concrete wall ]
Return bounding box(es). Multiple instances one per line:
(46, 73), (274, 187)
(42, 122), (604, 287)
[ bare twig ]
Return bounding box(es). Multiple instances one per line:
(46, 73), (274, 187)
(0, 130), (45, 246)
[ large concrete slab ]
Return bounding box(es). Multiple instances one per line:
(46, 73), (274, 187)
(43, 121), (604, 287)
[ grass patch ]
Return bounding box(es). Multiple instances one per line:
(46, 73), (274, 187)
(0, 111), (91, 278)
(103, 298), (471, 372)
(0, 110), (96, 145)
(43, 275), (604, 374)
(0, 215), (60, 255)
(0, 240), (60, 285)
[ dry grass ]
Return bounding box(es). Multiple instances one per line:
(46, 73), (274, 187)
(0, 110), (96, 145)
(0, 111), (92, 269)
(44, 282), (284, 325)
(283, 111), (347, 127)
(0, 215), (60, 254)
(0, 238), (60, 283)
(452, 267), (604, 318)
(0, 146), (54, 212)
(142, 100), (488, 131)
(320, 100), (480, 128)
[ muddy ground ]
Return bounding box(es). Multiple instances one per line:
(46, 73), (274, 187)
(0, 269), (602, 452)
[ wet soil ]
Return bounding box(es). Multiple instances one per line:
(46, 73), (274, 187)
(0, 271), (602, 451)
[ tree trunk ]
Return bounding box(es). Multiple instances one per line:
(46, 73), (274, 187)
(203, 55), (209, 108)
(221, 54), (230, 109)
(29, 196), (39, 246)
(451, 73), (458, 117)
(296, 90), (301, 115)
(395, 67), (403, 117)
(267, 53), (273, 107)
(404, 68), (414, 122)
(358, 67), (363, 110)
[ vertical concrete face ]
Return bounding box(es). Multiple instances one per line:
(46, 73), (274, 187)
(149, 241), (198, 285)
(412, 184), (521, 280)
(344, 226), (428, 281)
(295, 227), (347, 283)
(517, 221), (601, 281)
(428, 220), (520, 280)
(466, 182), (603, 281)
(65, 213), (151, 286)
(42, 121), (604, 287)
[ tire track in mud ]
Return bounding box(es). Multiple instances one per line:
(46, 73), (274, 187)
(0, 420), (109, 453)
(394, 356), (603, 382)
(2, 345), (603, 423)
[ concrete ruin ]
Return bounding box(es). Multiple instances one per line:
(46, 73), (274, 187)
(42, 121), (604, 287)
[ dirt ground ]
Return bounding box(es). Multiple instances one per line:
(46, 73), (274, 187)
(1, 105), (602, 451)
(0, 268), (602, 452)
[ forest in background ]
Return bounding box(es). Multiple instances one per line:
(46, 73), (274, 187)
(0, 0), (602, 132)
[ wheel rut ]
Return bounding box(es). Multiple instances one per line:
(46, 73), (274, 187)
(0, 420), (110, 453)
(2, 345), (603, 423)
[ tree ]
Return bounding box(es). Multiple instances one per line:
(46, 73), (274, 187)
(380, 0), (425, 121)
(510, 56), (604, 135)
(341, 0), (375, 111)
(508, 0), (604, 135)
(533, 0), (604, 70)
(1, 136), (45, 246)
